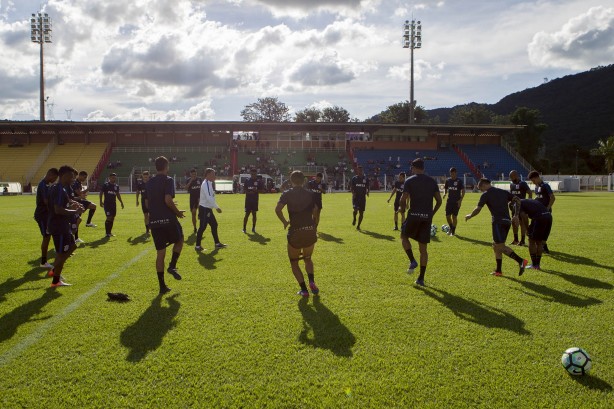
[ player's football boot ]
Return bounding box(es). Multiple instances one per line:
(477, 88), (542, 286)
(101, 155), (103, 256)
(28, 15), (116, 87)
(490, 271), (503, 277)
(414, 279), (425, 286)
(510, 240), (519, 245)
(309, 282), (320, 295)
(50, 281), (72, 287)
(159, 286), (171, 294)
(85, 223), (97, 227)
(518, 259), (528, 276)
(40, 262), (54, 269)
(407, 260), (418, 274)
(297, 289), (309, 298)
(167, 267), (182, 280)
(215, 242), (227, 248)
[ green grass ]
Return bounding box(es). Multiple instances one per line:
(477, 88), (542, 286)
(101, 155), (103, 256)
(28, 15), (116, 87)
(1, 192), (613, 408)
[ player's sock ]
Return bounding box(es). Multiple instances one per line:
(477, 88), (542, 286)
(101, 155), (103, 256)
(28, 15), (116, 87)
(41, 256), (47, 265)
(496, 259), (502, 272)
(74, 229), (79, 240)
(105, 221), (111, 235)
(535, 255), (542, 266)
(508, 251), (524, 264)
(405, 248), (416, 264)
(109, 220), (114, 233)
(52, 275), (60, 285)
(521, 234), (526, 243)
(145, 223), (149, 233)
(87, 209), (95, 224)
(513, 233), (519, 242)
(157, 271), (166, 288)
(307, 273), (315, 283)
(299, 281), (308, 292)
(395, 222), (398, 229)
(451, 224), (456, 234)
(169, 251), (180, 269)
(418, 266), (426, 281)
(529, 253), (536, 265)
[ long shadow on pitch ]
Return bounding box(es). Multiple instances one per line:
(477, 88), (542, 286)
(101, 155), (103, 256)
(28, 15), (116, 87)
(503, 276), (602, 307)
(0, 290), (61, 342)
(317, 232), (344, 244)
(455, 235), (492, 247)
(548, 251), (614, 273)
(248, 232), (271, 246)
(358, 230), (395, 241)
(185, 231), (197, 246)
(120, 294), (180, 362)
(87, 235), (110, 249)
(417, 286), (530, 335)
(542, 269), (613, 290)
(0, 267), (50, 303)
(198, 248), (221, 270)
(298, 296), (356, 357)
(127, 233), (149, 246)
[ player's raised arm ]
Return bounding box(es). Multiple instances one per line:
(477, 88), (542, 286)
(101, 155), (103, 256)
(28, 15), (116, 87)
(465, 205), (482, 221)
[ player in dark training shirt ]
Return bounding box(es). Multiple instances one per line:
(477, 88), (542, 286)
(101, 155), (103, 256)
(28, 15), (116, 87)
(399, 159), (442, 286)
(465, 178), (528, 277)
(146, 156), (185, 294)
(275, 170), (319, 297)
(528, 171), (555, 254)
(442, 167), (465, 236)
(350, 166), (369, 230)
(136, 170), (151, 235)
(512, 197), (552, 271)
(99, 172), (124, 237)
(34, 168), (59, 269)
(508, 170), (532, 246)
(47, 165), (85, 287)
(243, 169), (263, 233)
(71, 170), (98, 244)
(186, 169), (203, 233)
(306, 172), (326, 229)
(387, 172), (406, 231)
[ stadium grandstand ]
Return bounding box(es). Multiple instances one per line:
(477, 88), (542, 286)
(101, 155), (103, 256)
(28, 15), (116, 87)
(0, 121), (528, 192)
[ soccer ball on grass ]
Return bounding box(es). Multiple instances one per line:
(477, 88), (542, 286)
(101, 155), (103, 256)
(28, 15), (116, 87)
(441, 224), (450, 233)
(561, 347), (592, 376)
(430, 224), (437, 237)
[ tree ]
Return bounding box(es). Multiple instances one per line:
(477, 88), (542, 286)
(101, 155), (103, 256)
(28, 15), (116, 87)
(590, 135), (614, 173)
(369, 101), (428, 123)
(510, 107), (547, 165)
(448, 103), (494, 124)
(294, 107), (321, 123)
(321, 106), (350, 123)
(240, 97), (290, 122)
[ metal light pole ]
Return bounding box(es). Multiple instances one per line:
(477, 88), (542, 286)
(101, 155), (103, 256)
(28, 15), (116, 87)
(403, 19), (422, 124)
(30, 12), (52, 122)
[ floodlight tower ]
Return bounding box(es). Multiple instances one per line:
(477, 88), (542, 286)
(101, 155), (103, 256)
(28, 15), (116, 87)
(402, 19), (421, 124)
(30, 11), (53, 122)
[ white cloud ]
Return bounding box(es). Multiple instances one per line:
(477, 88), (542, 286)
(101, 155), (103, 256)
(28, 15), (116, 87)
(83, 99), (215, 121)
(528, 6), (614, 69)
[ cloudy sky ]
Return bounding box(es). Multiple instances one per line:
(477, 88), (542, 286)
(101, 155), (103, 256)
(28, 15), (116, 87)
(0, 0), (612, 122)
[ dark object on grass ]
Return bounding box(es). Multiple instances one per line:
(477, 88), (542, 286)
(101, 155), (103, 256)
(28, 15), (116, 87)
(107, 292), (130, 302)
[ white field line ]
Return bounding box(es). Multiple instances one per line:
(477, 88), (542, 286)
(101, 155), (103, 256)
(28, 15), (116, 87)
(0, 248), (151, 368)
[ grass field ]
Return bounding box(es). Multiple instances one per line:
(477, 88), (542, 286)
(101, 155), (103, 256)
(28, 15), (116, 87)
(1, 191), (613, 408)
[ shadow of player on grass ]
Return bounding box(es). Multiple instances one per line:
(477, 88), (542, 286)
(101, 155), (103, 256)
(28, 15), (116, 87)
(198, 248), (220, 270)
(317, 232), (344, 244)
(297, 296), (356, 357)
(548, 251), (614, 273)
(417, 286), (530, 335)
(248, 232), (271, 246)
(0, 290), (61, 343)
(358, 230), (395, 241)
(0, 267), (50, 303)
(455, 235), (493, 247)
(542, 269), (613, 290)
(503, 277), (602, 308)
(120, 294), (180, 362)
(127, 233), (149, 246)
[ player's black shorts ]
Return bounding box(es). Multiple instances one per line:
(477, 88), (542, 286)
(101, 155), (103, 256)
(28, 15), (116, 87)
(446, 200), (460, 216)
(190, 195), (199, 210)
(528, 214), (552, 242)
(352, 195), (366, 212)
(245, 198), (259, 212)
(401, 214), (432, 244)
(491, 220), (511, 244)
(393, 197), (401, 212)
(51, 231), (75, 254)
(104, 204), (117, 217)
(151, 222), (183, 251)
(35, 215), (50, 237)
(287, 226), (317, 249)
(78, 199), (93, 209)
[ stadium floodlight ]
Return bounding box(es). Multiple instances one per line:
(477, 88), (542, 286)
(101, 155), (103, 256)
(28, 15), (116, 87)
(402, 19), (422, 124)
(31, 12), (53, 122)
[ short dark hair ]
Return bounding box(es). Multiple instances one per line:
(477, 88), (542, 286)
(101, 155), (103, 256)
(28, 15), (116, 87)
(290, 170), (305, 185)
(528, 170), (540, 179)
(478, 178), (491, 188)
(142, 170), (150, 176)
(411, 158), (424, 170)
(316, 172), (323, 178)
(155, 156), (169, 171)
(109, 172), (117, 177)
(190, 168), (197, 173)
(58, 165), (77, 177)
(204, 168), (215, 177)
(399, 172), (406, 177)
(250, 169), (257, 173)
(79, 170), (88, 177)
(47, 168), (59, 176)
(450, 167), (457, 173)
